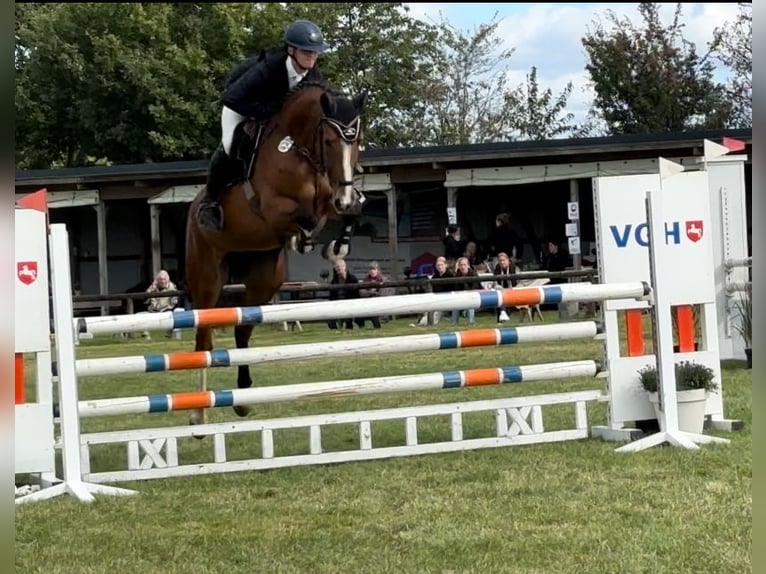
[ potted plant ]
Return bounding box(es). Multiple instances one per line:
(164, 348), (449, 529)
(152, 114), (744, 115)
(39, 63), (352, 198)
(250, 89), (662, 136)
(733, 284), (752, 369)
(637, 360), (719, 434)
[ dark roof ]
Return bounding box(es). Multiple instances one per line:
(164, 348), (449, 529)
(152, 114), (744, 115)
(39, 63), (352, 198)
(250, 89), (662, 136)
(15, 127), (752, 186)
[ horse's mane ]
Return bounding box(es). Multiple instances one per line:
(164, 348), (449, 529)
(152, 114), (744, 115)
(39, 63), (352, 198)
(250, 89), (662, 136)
(282, 79), (346, 106)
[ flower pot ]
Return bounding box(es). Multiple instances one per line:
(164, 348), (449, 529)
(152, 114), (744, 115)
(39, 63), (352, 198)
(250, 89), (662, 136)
(745, 348), (752, 369)
(648, 388), (707, 434)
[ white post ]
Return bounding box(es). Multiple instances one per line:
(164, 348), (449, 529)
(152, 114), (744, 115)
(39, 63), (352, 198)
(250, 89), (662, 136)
(16, 224), (137, 504)
(616, 187), (729, 452)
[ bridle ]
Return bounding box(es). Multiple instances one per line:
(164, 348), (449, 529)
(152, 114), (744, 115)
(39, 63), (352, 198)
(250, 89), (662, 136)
(292, 114), (361, 187)
(283, 102), (363, 214)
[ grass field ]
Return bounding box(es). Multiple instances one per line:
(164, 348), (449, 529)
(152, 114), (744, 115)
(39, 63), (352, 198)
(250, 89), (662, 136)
(15, 309), (752, 573)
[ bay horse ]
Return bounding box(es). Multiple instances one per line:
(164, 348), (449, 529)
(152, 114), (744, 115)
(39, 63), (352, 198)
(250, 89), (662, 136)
(185, 81), (367, 425)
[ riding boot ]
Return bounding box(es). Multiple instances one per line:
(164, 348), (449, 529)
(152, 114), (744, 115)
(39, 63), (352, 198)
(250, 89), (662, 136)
(198, 145), (244, 231)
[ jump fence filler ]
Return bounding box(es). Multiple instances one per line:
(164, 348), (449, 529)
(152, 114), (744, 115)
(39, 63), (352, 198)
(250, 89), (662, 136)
(18, 211), (637, 501)
(590, 140), (746, 442)
(14, 140), (743, 504)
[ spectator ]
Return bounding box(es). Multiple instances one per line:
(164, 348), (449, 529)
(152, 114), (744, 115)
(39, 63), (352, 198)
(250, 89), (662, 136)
(541, 239), (569, 284)
(492, 252), (516, 323)
(356, 261), (384, 329)
(146, 270), (179, 313)
(463, 240), (481, 267)
(488, 212), (523, 261)
(140, 270), (180, 340)
(328, 259), (361, 330)
(412, 256), (454, 327)
(443, 224), (464, 264)
(451, 257), (478, 325)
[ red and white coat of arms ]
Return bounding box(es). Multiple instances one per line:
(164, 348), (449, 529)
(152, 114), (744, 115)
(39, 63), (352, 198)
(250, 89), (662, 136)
(685, 220), (704, 243)
(17, 261), (38, 285)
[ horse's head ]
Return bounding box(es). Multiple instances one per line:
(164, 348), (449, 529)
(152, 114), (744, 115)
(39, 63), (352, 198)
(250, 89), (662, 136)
(318, 90), (367, 213)
(280, 83), (368, 215)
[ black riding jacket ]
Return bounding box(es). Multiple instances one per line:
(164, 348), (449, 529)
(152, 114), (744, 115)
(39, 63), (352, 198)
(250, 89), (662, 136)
(222, 45), (325, 120)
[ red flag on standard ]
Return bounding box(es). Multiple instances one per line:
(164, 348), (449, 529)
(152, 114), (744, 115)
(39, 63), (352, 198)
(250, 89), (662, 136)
(722, 137), (746, 153)
(17, 188), (48, 213)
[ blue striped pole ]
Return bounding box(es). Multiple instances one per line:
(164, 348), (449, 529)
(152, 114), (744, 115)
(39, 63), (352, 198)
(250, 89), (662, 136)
(75, 322), (599, 377)
(78, 360), (601, 418)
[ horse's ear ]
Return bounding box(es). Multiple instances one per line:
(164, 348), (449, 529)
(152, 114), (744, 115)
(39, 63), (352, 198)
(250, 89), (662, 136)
(320, 91), (336, 116)
(353, 91), (368, 111)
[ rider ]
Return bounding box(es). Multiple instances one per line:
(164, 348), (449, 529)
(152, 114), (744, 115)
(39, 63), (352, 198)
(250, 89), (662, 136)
(198, 19), (330, 231)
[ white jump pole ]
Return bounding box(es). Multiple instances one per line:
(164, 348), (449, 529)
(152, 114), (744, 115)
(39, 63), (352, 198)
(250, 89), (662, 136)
(74, 282), (650, 336)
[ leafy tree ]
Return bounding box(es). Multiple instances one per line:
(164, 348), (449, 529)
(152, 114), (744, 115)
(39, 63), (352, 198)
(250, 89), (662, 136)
(581, 3), (732, 134)
(710, 2), (751, 128)
(412, 17), (518, 145)
(15, 3), (260, 168)
(505, 66), (577, 140)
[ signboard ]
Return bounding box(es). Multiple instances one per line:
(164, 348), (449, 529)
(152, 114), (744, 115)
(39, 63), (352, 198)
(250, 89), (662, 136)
(593, 171), (716, 309)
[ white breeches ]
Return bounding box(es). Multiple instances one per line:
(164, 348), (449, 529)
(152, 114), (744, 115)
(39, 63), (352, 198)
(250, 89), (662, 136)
(221, 106), (247, 156)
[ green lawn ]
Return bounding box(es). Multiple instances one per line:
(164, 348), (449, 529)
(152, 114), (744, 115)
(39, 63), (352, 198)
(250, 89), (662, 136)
(16, 310), (752, 573)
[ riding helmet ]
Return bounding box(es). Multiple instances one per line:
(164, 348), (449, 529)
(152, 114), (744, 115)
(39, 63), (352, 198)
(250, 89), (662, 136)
(284, 19), (330, 53)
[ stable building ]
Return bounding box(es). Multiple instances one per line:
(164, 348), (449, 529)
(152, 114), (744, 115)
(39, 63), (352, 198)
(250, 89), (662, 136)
(15, 128), (752, 302)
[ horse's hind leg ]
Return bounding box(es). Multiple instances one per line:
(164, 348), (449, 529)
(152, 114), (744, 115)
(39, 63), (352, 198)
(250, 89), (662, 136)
(185, 217), (226, 426)
(232, 249), (286, 418)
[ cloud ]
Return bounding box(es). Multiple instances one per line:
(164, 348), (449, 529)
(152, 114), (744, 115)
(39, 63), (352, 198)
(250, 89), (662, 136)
(404, 3), (743, 126)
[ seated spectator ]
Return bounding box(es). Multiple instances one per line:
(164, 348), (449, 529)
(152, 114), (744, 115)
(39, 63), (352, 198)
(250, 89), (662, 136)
(140, 270), (180, 339)
(413, 256), (454, 327)
(328, 260), (361, 330)
(541, 239), (570, 284)
(356, 261), (384, 329)
(451, 257), (478, 325)
(493, 252), (516, 323)
(463, 241), (481, 267)
(146, 270), (179, 313)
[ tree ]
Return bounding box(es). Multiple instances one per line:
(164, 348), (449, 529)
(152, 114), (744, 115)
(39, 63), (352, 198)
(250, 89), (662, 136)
(15, 3), (262, 168)
(412, 17), (518, 145)
(710, 2), (751, 128)
(505, 66), (577, 140)
(581, 3), (732, 134)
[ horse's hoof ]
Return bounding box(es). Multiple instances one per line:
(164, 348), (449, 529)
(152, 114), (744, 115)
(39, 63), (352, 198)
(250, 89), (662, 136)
(189, 412), (205, 425)
(188, 416), (207, 440)
(233, 405), (252, 417)
(323, 241), (349, 261)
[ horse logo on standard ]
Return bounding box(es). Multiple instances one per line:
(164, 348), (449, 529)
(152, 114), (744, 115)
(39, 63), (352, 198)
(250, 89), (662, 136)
(17, 261), (38, 285)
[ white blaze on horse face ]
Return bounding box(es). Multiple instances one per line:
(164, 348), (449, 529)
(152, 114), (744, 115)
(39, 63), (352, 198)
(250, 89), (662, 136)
(338, 141), (354, 209)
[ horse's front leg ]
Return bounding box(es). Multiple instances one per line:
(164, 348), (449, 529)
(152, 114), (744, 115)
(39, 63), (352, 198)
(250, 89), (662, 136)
(232, 324), (255, 417)
(322, 214), (355, 261)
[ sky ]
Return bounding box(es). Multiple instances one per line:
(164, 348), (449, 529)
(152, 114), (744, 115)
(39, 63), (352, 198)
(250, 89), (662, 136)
(403, 3), (741, 125)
